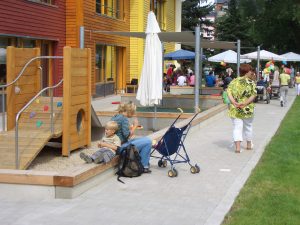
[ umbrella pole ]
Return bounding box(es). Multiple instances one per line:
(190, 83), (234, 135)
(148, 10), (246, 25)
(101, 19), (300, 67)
(194, 26), (201, 113)
(237, 39), (240, 77)
(257, 46), (260, 81)
(153, 104), (157, 131)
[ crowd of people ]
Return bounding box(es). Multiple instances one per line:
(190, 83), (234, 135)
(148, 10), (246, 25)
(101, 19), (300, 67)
(80, 63), (299, 171)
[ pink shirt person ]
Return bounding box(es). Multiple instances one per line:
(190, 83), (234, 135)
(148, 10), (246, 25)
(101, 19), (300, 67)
(189, 74), (195, 86)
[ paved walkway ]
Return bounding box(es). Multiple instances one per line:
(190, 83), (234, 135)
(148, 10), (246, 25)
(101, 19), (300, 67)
(0, 91), (296, 225)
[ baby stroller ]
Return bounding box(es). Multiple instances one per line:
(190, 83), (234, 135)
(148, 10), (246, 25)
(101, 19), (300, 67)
(255, 79), (270, 104)
(151, 109), (200, 177)
(270, 85), (280, 99)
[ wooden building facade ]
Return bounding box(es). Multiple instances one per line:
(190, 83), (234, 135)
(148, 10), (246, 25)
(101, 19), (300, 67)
(0, 0), (182, 97)
(66, 0), (130, 97)
(0, 0), (66, 95)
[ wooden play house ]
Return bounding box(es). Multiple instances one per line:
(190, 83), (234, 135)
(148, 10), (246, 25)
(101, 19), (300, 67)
(0, 46), (92, 169)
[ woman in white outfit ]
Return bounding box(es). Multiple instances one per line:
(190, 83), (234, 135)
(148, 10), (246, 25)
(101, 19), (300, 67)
(227, 64), (257, 153)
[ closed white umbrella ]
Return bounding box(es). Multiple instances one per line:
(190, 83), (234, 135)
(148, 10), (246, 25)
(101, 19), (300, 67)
(242, 50), (285, 61)
(136, 11), (162, 106)
(208, 50), (251, 64)
(280, 52), (300, 62)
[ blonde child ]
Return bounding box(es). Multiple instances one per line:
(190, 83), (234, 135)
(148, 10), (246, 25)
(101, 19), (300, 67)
(80, 121), (121, 164)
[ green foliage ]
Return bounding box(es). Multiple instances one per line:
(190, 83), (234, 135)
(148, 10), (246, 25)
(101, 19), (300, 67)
(215, 0), (300, 53)
(182, 0), (214, 33)
(215, 0), (251, 48)
(223, 98), (300, 225)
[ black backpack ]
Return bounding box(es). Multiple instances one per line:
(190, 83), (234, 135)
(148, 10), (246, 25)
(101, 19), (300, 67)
(116, 144), (144, 183)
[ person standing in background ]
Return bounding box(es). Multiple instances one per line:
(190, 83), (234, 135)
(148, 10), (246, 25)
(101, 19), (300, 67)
(295, 72), (300, 96)
(279, 68), (291, 107)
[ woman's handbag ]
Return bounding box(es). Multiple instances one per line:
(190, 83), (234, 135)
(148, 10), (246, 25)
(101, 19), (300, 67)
(222, 91), (230, 104)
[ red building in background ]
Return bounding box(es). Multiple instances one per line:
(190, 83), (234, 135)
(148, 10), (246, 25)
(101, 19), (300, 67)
(0, 0), (66, 94)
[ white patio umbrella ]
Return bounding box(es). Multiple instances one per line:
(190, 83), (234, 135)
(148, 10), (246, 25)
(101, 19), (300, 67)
(208, 50), (251, 64)
(280, 52), (300, 62)
(241, 50), (285, 61)
(136, 11), (162, 106)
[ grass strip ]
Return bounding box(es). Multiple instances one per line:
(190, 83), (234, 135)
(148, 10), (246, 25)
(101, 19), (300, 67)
(223, 97), (300, 225)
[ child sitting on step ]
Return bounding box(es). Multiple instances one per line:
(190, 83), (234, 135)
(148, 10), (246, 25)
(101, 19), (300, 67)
(80, 121), (121, 164)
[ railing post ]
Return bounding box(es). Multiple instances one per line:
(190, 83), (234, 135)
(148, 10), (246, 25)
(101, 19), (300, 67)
(50, 89), (54, 134)
(2, 87), (5, 131)
(15, 121), (19, 169)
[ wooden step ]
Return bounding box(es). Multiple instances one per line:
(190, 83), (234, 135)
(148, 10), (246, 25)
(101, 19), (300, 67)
(0, 96), (64, 169)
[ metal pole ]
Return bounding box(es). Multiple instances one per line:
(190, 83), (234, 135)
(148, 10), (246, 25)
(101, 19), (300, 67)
(2, 87), (5, 131)
(194, 26), (200, 113)
(15, 122), (19, 169)
(199, 47), (203, 93)
(80, 26), (85, 49)
(257, 46), (260, 80)
(50, 89), (54, 134)
(237, 39), (241, 77)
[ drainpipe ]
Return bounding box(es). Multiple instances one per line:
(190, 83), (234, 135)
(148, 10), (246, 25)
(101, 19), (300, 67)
(80, 26), (85, 49)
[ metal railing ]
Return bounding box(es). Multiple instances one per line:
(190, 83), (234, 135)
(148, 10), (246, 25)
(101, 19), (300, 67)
(0, 56), (63, 131)
(15, 79), (63, 169)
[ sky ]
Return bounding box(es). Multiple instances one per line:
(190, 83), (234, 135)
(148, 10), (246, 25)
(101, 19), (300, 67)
(200, 0), (215, 6)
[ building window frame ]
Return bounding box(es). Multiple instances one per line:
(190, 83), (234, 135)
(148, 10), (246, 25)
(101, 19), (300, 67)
(150, 0), (166, 31)
(27, 0), (56, 6)
(95, 44), (117, 84)
(95, 0), (124, 20)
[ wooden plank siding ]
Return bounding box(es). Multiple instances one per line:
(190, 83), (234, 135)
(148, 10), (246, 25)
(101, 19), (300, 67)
(66, 0), (130, 94)
(0, 0), (66, 96)
(62, 47), (91, 156)
(129, 0), (177, 82)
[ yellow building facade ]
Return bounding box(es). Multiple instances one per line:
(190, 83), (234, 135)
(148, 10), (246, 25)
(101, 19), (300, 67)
(65, 0), (182, 96)
(129, 0), (183, 82)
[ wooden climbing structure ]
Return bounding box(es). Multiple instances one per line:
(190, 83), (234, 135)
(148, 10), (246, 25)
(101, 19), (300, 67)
(0, 46), (92, 169)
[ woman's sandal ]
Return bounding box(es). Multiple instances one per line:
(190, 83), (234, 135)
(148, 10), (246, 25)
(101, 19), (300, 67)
(246, 142), (254, 150)
(235, 149), (243, 153)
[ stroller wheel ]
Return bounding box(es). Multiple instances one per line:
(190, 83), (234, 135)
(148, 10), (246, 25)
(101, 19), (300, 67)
(190, 166), (198, 174)
(158, 160), (163, 167)
(173, 168), (178, 177)
(158, 160), (167, 167)
(195, 164), (200, 173)
(168, 169), (177, 177)
(163, 160), (167, 167)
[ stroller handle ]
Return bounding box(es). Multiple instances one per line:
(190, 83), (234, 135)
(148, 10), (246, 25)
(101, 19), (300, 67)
(177, 108), (184, 114)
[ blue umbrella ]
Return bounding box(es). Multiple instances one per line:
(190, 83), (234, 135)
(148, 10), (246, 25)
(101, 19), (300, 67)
(164, 49), (206, 60)
(164, 49), (194, 60)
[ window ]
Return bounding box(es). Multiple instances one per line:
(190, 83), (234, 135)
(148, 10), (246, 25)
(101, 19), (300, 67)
(28, 0), (55, 5)
(96, 0), (124, 19)
(150, 0), (166, 30)
(0, 38), (8, 84)
(95, 44), (117, 83)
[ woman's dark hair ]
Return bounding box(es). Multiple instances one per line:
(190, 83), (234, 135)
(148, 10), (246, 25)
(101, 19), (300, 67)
(239, 64), (254, 76)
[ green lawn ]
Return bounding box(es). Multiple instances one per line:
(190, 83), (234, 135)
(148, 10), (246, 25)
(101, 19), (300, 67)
(223, 97), (300, 225)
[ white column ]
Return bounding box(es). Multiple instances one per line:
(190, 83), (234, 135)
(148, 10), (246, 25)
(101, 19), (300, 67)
(175, 0), (183, 50)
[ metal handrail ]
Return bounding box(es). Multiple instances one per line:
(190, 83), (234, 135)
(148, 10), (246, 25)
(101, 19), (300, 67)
(0, 56), (63, 131)
(15, 79), (63, 169)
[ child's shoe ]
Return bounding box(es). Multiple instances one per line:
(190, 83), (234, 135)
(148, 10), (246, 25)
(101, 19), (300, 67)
(80, 152), (93, 163)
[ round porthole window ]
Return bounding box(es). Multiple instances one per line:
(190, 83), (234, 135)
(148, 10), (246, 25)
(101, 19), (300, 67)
(76, 109), (85, 133)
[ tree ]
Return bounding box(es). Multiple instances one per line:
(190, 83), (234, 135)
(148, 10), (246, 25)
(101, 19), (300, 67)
(215, 0), (300, 53)
(182, 0), (214, 35)
(215, 0), (251, 48)
(253, 0), (300, 53)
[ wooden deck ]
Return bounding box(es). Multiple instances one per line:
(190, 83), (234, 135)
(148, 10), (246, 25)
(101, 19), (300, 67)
(0, 97), (63, 169)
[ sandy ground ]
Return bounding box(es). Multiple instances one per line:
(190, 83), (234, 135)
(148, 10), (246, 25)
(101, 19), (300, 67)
(28, 140), (102, 172)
